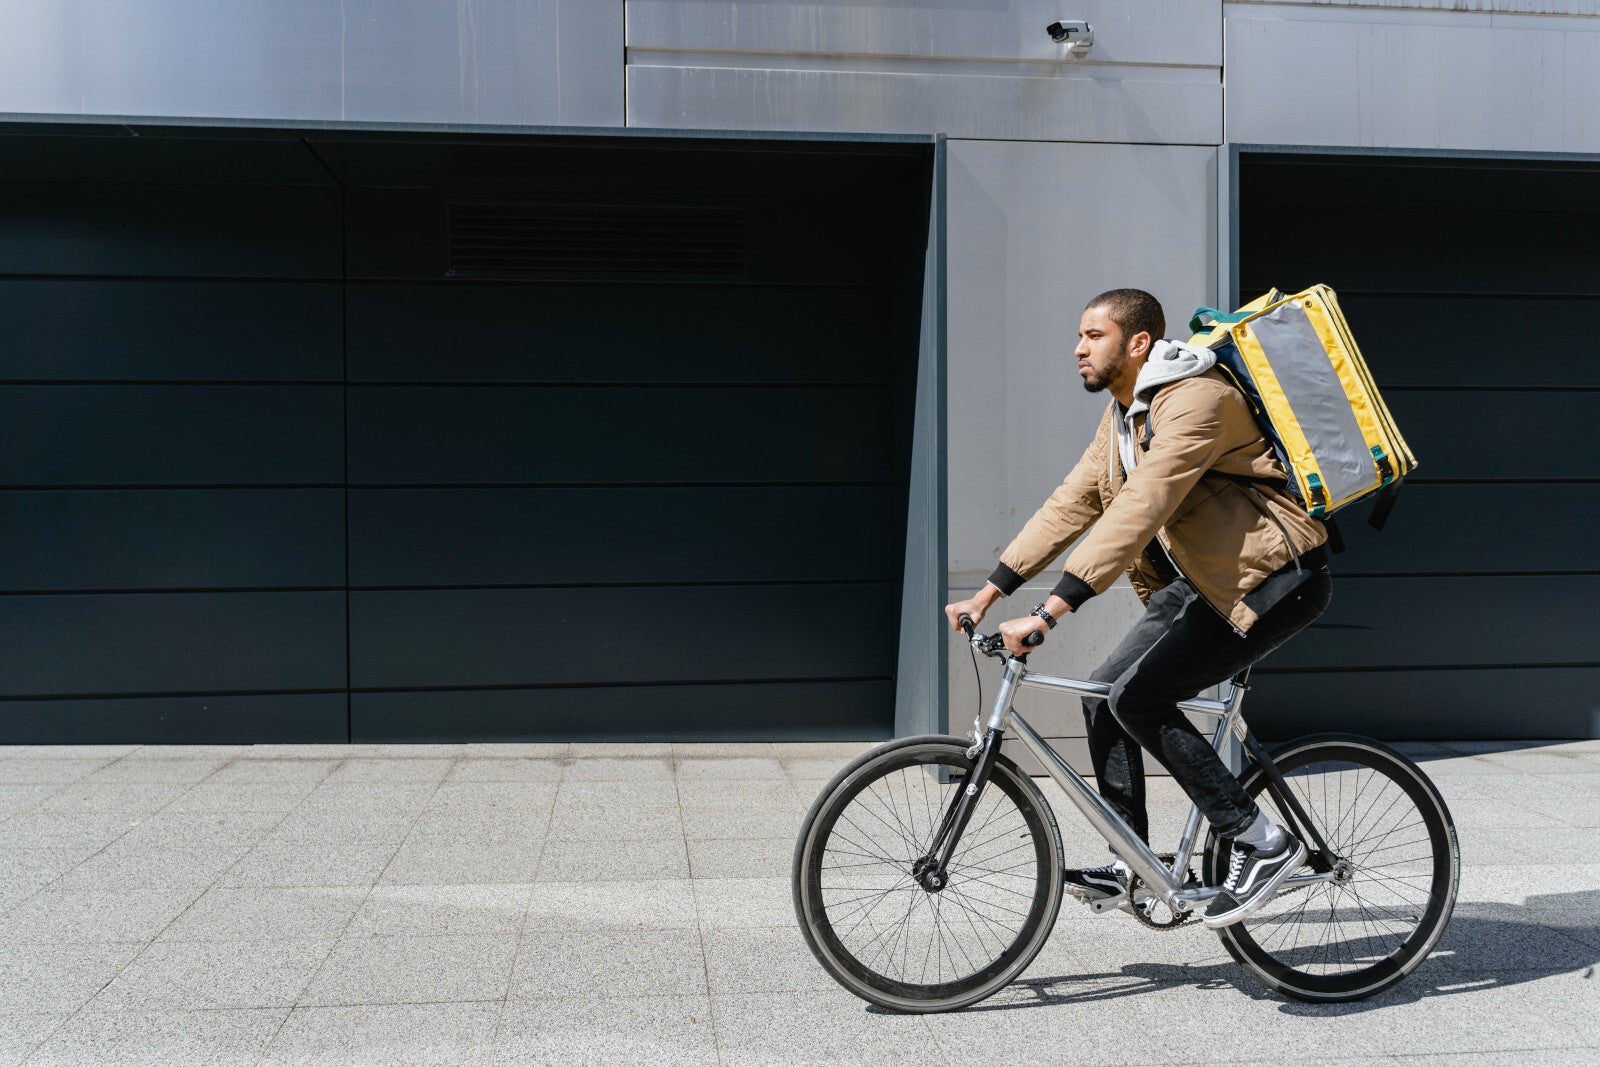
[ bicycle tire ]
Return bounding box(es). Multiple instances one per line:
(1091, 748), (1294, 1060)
(1204, 733), (1459, 1002)
(793, 734), (1064, 1013)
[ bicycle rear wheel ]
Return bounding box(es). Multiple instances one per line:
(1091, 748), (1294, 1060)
(1206, 734), (1459, 1002)
(793, 735), (1064, 1013)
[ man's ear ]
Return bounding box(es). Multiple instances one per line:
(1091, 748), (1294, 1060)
(1130, 330), (1153, 360)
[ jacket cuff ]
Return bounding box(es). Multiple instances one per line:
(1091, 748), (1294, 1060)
(986, 563), (1026, 597)
(1050, 572), (1096, 610)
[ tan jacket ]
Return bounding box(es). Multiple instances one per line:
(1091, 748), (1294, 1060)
(990, 368), (1327, 634)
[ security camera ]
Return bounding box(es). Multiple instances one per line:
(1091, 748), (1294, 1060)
(1046, 20), (1093, 57)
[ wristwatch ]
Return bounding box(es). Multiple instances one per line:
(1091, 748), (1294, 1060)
(1030, 604), (1057, 629)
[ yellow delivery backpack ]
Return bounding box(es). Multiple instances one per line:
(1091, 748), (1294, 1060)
(1187, 284), (1417, 531)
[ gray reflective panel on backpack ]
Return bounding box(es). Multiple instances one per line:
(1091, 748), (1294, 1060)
(1249, 301), (1374, 508)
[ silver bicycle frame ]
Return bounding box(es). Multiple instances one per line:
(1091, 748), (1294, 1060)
(980, 654), (1335, 910)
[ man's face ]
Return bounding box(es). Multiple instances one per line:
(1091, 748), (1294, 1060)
(1074, 305), (1132, 394)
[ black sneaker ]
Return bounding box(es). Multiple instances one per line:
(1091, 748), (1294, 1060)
(1202, 836), (1308, 929)
(1063, 862), (1127, 902)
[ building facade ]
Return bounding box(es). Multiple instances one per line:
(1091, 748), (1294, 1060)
(1, 1), (1596, 745)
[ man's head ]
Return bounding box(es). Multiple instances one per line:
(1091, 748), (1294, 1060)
(1075, 288), (1164, 399)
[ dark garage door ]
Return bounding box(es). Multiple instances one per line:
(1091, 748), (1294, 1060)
(0, 124), (932, 743)
(1240, 152), (1600, 740)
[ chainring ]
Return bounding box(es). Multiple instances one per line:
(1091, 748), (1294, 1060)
(1128, 853), (1200, 930)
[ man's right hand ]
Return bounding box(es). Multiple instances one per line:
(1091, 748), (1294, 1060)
(944, 584), (1001, 631)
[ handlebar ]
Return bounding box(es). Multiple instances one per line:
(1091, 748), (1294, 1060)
(957, 613), (1044, 658)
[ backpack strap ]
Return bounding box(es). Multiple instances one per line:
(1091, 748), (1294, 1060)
(1366, 478), (1404, 532)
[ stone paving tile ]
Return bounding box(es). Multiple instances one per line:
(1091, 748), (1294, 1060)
(298, 783), (439, 815)
(568, 742), (674, 759)
(0, 758), (114, 785)
(524, 879), (698, 932)
(561, 757), (674, 781)
(0, 784), (57, 819)
(164, 780), (320, 814)
(534, 836), (689, 882)
(675, 758), (787, 781)
(334, 744), (467, 759)
(775, 756), (859, 779)
(19, 745), (142, 760)
(692, 877), (794, 929)
(674, 742), (777, 758)
(1432, 902), (1599, 971)
(445, 758), (565, 783)
(712, 990), (947, 1066)
(36, 783), (190, 816)
(461, 742), (569, 759)
(0, 813), (137, 853)
(0, 941), (145, 1013)
(675, 779), (801, 812)
(320, 759), (455, 785)
(1313, 974), (1595, 1055)
(55, 843), (250, 892)
(158, 886), (368, 942)
(701, 926), (838, 995)
(82, 759), (224, 786)
(377, 838), (541, 886)
(23, 1006), (287, 1066)
(259, 1001), (502, 1067)
(92, 938), (336, 1011)
(203, 759), (338, 785)
(0, 845), (100, 890)
(1, 888), (197, 944)
(266, 808), (417, 846)
(681, 805), (806, 841)
(508, 928), (708, 998)
(108, 811), (283, 850)
(0, 1011), (69, 1066)
(492, 995), (717, 1067)
(348, 883), (532, 939)
(217, 843), (401, 889)
(686, 837), (791, 880)
(404, 811), (550, 847)
(424, 782), (560, 815)
(299, 935), (518, 1007)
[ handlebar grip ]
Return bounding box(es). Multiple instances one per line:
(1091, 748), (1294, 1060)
(958, 613), (975, 637)
(1022, 630), (1045, 647)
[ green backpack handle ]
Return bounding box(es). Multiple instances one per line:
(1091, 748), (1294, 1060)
(1188, 306), (1253, 334)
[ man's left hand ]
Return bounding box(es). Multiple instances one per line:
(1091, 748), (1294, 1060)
(998, 615), (1050, 656)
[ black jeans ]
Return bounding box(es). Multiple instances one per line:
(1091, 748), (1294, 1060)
(1081, 567), (1333, 843)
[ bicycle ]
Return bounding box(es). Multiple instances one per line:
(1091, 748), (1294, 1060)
(792, 618), (1459, 1011)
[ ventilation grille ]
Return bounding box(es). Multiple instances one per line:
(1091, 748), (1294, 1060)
(448, 200), (746, 277)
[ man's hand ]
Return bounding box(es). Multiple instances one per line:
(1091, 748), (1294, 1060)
(944, 584), (1001, 632)
(998, 615), (1050, 656)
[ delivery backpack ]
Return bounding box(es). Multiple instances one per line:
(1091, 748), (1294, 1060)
(1187, 284), (1417, 534)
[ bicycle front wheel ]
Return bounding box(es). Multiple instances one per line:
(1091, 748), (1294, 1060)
(793, 735), (1064, 1013)
(1206, 734), (1459, 1002)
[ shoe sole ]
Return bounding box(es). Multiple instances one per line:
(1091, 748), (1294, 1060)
(1200, 840), (1309, 930)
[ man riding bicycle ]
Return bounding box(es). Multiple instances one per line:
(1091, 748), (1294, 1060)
(944, 287), (1333, 929)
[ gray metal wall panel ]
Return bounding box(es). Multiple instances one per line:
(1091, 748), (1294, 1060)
(1230, 1), (1600, 18)
(0, 490), (345, 592)
(353, 681), (893, 743)
(347, 283), (894, 384)
(349, 584), (897, 689)
(943, 139), (1219, 740)
(1262, 576), (1600, 670)
(347, 386), (891, 486)
(0, 592), (347, 697)
(627, 1), (1223, 66)
(0, 0), (623, 127)
(0, 281), (342, 382)
(1224, 4), (1600, 153)
(0, 694), (347, 744)
(626, 65), (1220, 143)
(1247, 668), (1600, 741)
(349, 486), (895, 587)
(0, 386), (344, 486)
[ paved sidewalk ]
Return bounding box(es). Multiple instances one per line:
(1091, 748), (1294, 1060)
(0, 738), (1596, 1066)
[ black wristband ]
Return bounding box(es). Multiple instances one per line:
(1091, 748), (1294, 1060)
(1030, 604), (1057, 629)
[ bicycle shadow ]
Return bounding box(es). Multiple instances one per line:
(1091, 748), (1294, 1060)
(912, 889), (1600, 1016)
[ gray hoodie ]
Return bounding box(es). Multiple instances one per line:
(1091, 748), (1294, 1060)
(1113, 339), (1218, 481)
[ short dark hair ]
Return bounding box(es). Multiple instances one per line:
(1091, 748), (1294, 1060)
(1086, 288), (1165, 345)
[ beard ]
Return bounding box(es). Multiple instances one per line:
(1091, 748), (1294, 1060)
(1080, 343), (1129, 394)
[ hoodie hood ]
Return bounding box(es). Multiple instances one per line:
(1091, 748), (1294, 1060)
(1115, 339), (1218, 478)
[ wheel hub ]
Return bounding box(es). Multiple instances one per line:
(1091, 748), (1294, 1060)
(912, 856), (947, 892)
